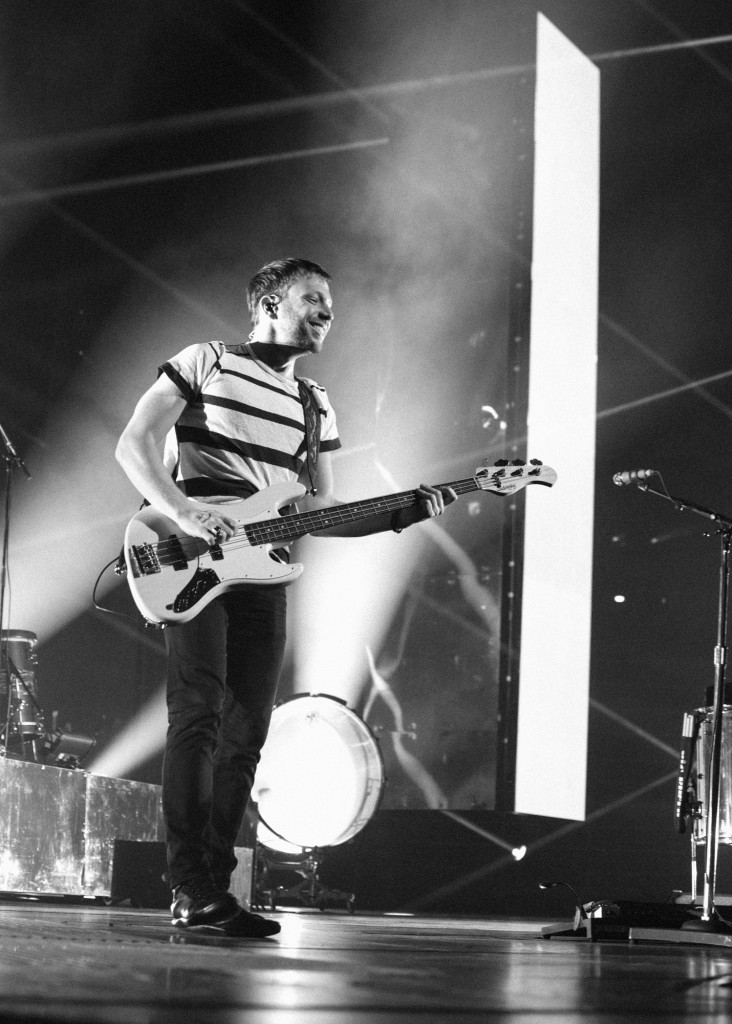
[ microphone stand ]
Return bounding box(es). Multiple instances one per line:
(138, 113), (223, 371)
(631, 478), (732, 933)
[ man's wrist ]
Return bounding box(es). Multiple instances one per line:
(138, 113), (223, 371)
(391, 509), (405, 534)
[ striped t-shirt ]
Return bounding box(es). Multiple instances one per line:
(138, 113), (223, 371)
(159, 341), (341, 498)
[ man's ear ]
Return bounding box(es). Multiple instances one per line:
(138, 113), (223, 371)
(263, 294), (279, 317)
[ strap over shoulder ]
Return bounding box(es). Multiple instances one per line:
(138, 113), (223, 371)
(296, 378), (323, 495)
(296, 376), (331, 416)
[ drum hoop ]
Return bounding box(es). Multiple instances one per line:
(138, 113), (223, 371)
(0, 630), (37, 645)
(270, 692), (384, 769)
(274, 690), (347, 710)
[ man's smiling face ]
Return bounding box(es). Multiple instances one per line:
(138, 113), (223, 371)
(273, 274), (334, 354)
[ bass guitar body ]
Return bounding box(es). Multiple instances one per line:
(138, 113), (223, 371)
(124, 483), (307, 626)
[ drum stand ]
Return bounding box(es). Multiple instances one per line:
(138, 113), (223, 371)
(630, 477), (732, 934)
(254, 844), (356, 913)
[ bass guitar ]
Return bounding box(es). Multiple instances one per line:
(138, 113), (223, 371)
(122, 459), (556, 626)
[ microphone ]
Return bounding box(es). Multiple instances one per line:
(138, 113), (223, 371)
(613, 468), (657, 486)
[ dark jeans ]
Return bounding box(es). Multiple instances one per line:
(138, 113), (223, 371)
(163, 585), (287, 890)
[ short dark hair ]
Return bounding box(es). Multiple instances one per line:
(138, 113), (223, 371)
(247, 258), (331, 326)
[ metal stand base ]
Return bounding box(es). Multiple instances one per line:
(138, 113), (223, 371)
(631, 924), (732, 948)
(542, 918), (646, 942)
(681, 913), (732, 933)
(542, 897), (703, 942)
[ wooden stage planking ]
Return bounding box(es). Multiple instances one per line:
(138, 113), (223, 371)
(2, 902), (732, 1022)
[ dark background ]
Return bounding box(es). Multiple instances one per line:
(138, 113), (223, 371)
(2, 0), (732, 912)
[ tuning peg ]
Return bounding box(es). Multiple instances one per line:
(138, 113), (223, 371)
(494, 459), (508, 467)
(511, 459), (526, 466)
(530, 458), (543, 466)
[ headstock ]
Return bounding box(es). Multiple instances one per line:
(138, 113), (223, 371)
(476, 459), (557, 496)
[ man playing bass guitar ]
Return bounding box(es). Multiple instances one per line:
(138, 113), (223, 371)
(116, 257), (455, 935)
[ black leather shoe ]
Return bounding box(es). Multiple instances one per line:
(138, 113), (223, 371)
(170, 879), (241, 928)
(214, 908), (281, 938)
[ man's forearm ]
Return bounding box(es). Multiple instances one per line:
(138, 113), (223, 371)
(115, 432), (189, 520)
(302, 496), (425, 539)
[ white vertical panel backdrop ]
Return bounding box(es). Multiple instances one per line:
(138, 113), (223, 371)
(515, 14), (600, 820)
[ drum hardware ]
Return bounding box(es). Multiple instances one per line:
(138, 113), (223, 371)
(675, 709), (702, 902)
(1, 440), (93, 769)
(677, 701), (732, 907)
(251, 693), (385, 912)
(1, 630), (46, 762)
(254, 846), (356, 914)
(1, 425), (35, 759)
(1, 630), (95, 768)
(619, 473), (732, 934)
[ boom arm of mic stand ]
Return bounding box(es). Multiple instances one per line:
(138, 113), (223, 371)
(632, 481), (732, 930)
(636, 482), (732, 531)
(0, 422), (31, 480)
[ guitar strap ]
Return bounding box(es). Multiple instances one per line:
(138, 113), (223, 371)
(296, 378), (323, 495)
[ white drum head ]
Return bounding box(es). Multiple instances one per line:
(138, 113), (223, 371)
(252, 693), (384, 851)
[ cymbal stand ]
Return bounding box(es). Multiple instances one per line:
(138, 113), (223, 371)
(630, 477), (732, 931)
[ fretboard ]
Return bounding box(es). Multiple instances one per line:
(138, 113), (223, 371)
(243, 477), (481, 546)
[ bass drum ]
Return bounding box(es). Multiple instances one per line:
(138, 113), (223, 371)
(253, 693), (384, 853)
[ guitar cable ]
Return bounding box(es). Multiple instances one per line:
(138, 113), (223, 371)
(90, 554), (141, 624)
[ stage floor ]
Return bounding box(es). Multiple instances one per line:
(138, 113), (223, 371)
(1, 900), (732, 1022)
